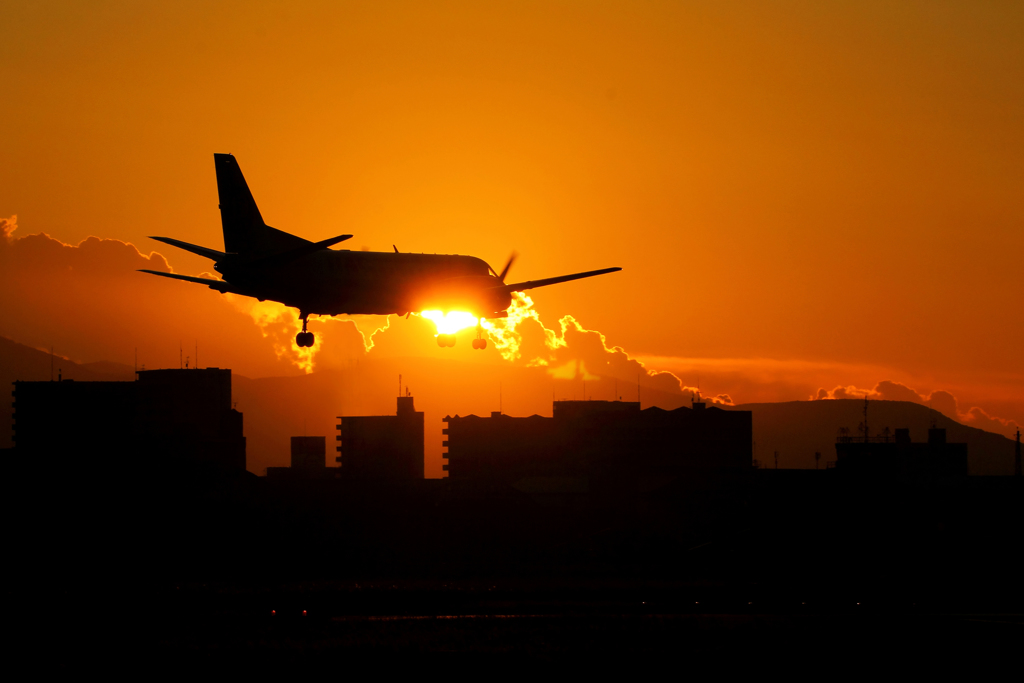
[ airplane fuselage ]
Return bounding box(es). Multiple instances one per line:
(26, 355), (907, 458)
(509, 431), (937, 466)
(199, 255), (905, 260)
(215, 249), (511, 318)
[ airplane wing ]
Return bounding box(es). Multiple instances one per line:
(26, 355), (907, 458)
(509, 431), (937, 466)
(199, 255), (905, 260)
(148, 236), (226, 261)
(502, 267), (621, 292)
(137, 269), (237, 293)
(245, 233), (353, 270)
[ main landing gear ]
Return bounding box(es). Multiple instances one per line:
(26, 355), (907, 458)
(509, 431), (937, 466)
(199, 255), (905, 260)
(436, 326), (488, 350)
(296, 314), (314, 348)
(472, 323), (487, 350)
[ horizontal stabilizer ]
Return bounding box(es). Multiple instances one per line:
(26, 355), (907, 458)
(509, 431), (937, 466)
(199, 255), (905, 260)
(149, 236), (226, 261)
(137, 269), (235, 293)
(502, 267), (621, 292)
(245, 233), (353, 270)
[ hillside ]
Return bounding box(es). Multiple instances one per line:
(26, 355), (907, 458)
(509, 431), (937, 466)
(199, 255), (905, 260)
(725, 400), (1017, 475)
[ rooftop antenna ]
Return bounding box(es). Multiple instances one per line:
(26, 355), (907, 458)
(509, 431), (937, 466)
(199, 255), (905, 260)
(399, 374), (402, 397)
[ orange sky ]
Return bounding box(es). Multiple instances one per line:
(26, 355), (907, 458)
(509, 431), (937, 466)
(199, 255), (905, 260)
(1, 1), (1022, 446)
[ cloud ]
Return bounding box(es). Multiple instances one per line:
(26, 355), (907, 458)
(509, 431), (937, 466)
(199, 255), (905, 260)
(814, 380), (1020, 439)
(0, 224), (298, 377)
(1, 222), (1017, 438)
(478, 293), (693, 400)
(1, 215), (17, 243)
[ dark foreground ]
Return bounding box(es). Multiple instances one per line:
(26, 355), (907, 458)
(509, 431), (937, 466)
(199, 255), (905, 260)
(5, 468), (1023, 669)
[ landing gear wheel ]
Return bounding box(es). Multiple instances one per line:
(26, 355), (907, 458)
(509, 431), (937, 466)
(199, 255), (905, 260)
(472, 324), (487, 350)
(437, 334), (456, 347)
(296, 313), (314, 348)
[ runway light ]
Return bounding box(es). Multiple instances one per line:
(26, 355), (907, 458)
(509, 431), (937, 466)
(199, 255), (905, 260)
(420, 310), (478, 336)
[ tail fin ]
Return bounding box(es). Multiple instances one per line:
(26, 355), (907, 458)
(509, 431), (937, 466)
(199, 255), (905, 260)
(214, 154), (309, 256)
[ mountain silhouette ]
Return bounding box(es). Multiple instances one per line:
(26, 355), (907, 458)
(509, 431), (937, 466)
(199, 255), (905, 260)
(721, 400), (1016, 475)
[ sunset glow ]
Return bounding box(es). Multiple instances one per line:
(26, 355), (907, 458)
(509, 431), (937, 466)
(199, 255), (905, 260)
(420, 310), (479, 337)
(1, 1), (1022, 478)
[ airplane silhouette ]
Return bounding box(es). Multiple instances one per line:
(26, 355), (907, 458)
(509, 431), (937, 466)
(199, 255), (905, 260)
(140, 154), (621, 348)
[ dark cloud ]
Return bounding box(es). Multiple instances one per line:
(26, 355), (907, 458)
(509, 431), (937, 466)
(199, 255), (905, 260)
(0, 224), (300, 376)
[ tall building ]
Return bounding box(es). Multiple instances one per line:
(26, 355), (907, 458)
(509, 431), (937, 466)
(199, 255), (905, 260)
(336, 395), (424, 480)
(12, 368), (245, 474)
(443, 398), (752, 488)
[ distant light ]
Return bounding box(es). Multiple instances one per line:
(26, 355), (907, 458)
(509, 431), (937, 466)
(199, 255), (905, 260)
(302, 610), (308, 616)
(271, 610), (276, 615)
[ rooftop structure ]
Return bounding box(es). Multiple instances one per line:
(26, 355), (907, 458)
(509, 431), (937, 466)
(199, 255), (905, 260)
(835, 427), (968, 478)
(443, 397), (752, 490)
(267, 436), (333, 480)
(336, 394), (424, 480)
(12, 368), (245, 474)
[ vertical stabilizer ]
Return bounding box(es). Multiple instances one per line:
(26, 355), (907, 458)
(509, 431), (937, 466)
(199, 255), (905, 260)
(213, 154), (314, 256)
(215, 154), (268, 255)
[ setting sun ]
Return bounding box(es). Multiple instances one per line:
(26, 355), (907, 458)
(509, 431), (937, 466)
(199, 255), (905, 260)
(420, 310), (479, 336)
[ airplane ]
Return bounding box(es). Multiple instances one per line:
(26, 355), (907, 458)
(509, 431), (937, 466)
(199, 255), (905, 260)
(140, 154), (621, 349)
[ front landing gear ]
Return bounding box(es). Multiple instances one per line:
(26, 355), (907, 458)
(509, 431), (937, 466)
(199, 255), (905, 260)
(296, 314), (314, 348)
(436, 334), (456, 347)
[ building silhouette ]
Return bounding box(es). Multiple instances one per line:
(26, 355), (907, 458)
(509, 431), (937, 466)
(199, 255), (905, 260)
(336, 394), (424, 479)
(12, 368), (245, 474)
(443, 397), (752, 490)
(267, 436), (333, 480)
(835, 427), (968, 478)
